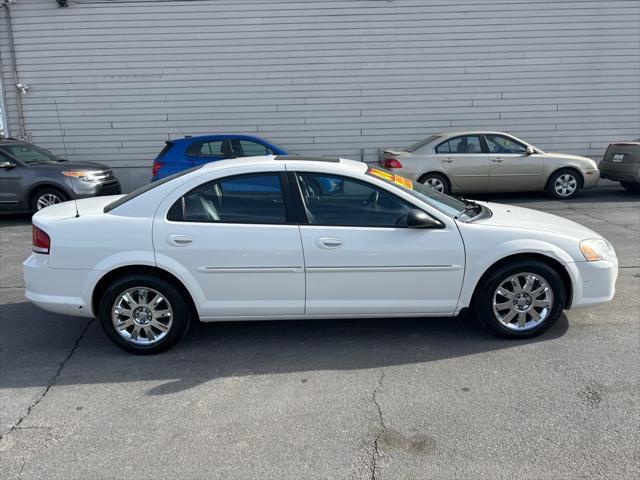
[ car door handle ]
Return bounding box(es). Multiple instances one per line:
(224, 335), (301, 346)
(492, 158), (504, 162)
(442, 158), (454, 163)
(167, 235), (193, 247)
(317, 237), (343, 249)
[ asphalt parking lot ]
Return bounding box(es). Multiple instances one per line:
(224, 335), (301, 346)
(0, 182), (638, 479)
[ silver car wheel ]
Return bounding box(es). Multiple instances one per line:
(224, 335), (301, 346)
(36, 193), (63, 210)
(111, 287), (173, 345)
(492, 272), (554, 331)
(554, 174), (578, 197)
(423, 177), (445, 193)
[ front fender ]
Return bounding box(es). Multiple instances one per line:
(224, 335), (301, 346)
(457, 238), (577, 311)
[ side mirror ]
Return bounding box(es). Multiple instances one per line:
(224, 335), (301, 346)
(407, 209), (443, 229)
(526, 145), (535, 155)
(0, 161), (15, 169)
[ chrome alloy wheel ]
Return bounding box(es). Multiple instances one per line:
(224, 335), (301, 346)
(553, 173), (578, 197)
(424, 177), (445, 193)
(111, 287), (173, 345)
(36, 193), (63, 210)
(492, 272), (554, 331)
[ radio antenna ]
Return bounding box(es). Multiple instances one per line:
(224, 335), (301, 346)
(54, 100), (69, 159)
(54, 100), (79, 217)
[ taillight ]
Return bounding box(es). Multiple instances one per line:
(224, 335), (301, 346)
(32, 226), (50, 254)
(152, 161), (162, 178)
(381, 158), (403, 169)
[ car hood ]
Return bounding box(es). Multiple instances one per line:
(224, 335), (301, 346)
(474, 202), (601, 239)
(34, 160), (111, 170)
(543, 152), (592, 163)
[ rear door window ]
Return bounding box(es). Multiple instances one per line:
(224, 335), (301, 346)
(435, 136), (483, 154)
(168, 173), (288, 224)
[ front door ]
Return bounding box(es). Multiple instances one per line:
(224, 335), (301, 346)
(435, 135), (489, 192)
(294, 172), (465, 315)
(0, 154), (22, 209)
(153, 171), (305, 318)
(485, 134), (544, 191)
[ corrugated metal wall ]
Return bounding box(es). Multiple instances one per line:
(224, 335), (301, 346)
(1, 0), (639, 190)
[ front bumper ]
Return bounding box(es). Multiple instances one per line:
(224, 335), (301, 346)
(568, 259), (618, 309)
(23, 254), (94, 318)
(70, 179), (122, 199)
(582, 169), (601, 189)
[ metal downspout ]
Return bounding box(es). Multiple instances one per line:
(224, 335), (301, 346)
(2, 2), (26, 139)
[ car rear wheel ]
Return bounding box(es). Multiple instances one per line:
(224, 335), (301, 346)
(546, 169), (582, 199)
(31, 187), (67, 211)
(473, 260), (565, 338)
(418, 173), (450, 194)
(98, 274), (190, 354)
(620, 181), (640, 192)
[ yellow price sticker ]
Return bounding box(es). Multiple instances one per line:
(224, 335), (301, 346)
(367, 167), (413, 190)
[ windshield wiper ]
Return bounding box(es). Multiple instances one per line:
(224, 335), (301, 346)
(454, 198), (483, 220)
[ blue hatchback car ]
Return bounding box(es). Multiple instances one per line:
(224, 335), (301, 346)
(151, 134), (287, 181)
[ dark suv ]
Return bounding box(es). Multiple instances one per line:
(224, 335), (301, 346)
(0, 139), (121, 212)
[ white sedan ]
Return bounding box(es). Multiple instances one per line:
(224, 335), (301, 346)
(23, 155), (618, 354)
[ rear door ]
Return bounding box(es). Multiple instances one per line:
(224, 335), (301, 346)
(435, 135), (489, 192)
(485, 134), (544, 191)
(293, 171), (465, 315)
(153, 168), (305, 318)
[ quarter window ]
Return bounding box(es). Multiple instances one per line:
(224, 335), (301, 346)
(168, 173), (287, 224)
(435, 136), (483, 154)
(297, 173), (414, 227)
(485, 134), (527, 154)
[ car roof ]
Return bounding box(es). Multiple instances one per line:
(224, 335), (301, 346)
(170, 134), (275, 144)
(198, 154), (366, 173)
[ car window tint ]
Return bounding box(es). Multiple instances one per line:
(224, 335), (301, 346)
(237, 140), (272, 157)
(485, 134), (527, 154)
(185, 140), (225, 158)
(435, 136), (482, 154)
(297, 173), (413, 227)
(169, 173), (286, 224)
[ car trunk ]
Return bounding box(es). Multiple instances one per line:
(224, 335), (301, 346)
(32, 195), (124, 227)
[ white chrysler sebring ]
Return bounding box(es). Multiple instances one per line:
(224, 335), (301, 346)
(23, 155), (618, 354)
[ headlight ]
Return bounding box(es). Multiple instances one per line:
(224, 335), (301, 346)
(62, 170), (102, 182)
(579, 238), (616, 262)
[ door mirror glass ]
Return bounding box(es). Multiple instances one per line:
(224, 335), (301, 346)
(0, 160), (14, 168)
(407, 209), (443, 229)
(526, 145), (535, 155)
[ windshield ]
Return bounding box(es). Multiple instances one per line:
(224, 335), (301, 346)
(366, 167), (467, 217)
(104, 166), (202, 213)
(405, 135), (441, 153)
(1, 143), (62, 164)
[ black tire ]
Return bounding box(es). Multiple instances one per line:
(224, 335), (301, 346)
(545, 169), (582, 199)
(98, 274), (191, 354)
(620, 181), (640, 192)
(473, 260), (565, 339)
(418, 173), (450, 194)
(31, 187), (67, 212)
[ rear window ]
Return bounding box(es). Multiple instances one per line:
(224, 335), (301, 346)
(104, 166), (201, 213)
(405, 135), (441, 152)
(155, 141), (173, 160)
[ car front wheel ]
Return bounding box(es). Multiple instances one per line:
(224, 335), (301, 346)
(98, 274), (190, 354)
(473, 260), (565, 338)
(620, 181), (640, 192)
(32, 187), (67, 211)
(546, 169), (582, 199)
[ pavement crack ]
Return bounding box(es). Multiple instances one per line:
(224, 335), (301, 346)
(566, 205), (640, 233)
(370, 370), (387, 480)
(0, 318), (93, 441)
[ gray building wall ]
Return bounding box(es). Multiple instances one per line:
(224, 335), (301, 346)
(1, 0), (639, 191)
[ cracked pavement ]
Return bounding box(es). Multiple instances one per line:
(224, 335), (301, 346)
(0, 182), (638, 479)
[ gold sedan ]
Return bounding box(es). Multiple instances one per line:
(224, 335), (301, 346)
(380, 131), (600, 199)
